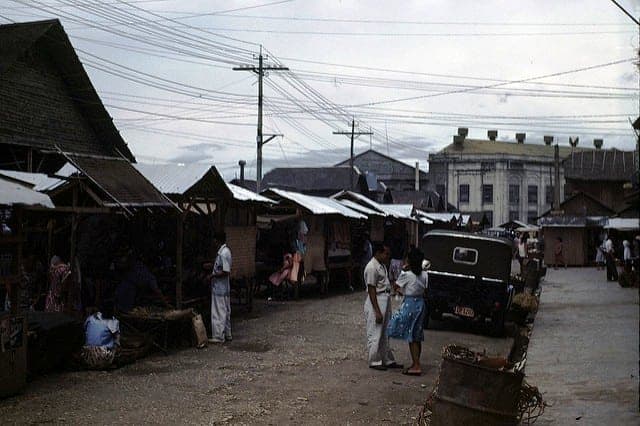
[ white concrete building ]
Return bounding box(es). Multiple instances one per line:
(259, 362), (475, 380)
(428, 132), (583, 226)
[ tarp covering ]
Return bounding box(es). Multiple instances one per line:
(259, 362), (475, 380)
(0, 177), (54, 208)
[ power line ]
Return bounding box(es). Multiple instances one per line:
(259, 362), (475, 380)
(144, 26), (635, 37)
(609, 0), (640, 26)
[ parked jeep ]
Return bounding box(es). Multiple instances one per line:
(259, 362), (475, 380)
(421, 230), (514, 335)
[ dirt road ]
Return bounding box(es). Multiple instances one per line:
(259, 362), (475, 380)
(0, 291), (513, 425)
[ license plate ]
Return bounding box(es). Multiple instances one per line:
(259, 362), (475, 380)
(454, 306), (475, 318)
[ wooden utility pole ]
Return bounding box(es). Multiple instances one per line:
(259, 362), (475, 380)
(333, 119), (372, 190)
(233, 46), (288, 193)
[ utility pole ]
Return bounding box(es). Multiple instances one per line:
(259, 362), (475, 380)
(233, 45), (288, 193)
(333, 119), (372, 191)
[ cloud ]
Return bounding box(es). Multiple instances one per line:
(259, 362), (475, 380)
(619, 71), (636, 84)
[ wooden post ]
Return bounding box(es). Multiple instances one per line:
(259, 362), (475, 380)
(46, 218), (54, 265)
(176, 212), (184, 309)
(70, 184), (78, 275)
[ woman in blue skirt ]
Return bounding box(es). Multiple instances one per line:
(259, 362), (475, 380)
(387, 247), (428, 376)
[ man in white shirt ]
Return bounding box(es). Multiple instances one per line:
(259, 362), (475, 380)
(208, 232), (232, 343)
(363, 242), (402, 371)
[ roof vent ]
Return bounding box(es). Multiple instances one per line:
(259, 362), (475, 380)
(569, 137), (579, 148)
(543, 135), (554, 146)
(457, 127), (469, 138)
(238, 160), (246, 183)
(593, 138), (603, 149)
(487, 130), (498, 141)
(515, 133), (526, 144)
(453, 135), (465, 146)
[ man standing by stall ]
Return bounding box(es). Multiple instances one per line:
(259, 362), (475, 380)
(209, 232), (232, 343)
(363, 243), (402, 371)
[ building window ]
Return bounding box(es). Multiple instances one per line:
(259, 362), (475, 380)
(545, 185), (554, 204)
(527, 210), (538, 224)
(459, 184), (469, 203)
(482, 184), (493, 204)
(528, 185), (538, 205)
(509, 184), (520, 205)
(481, 162), (495, 171)
(436, 184), (445, 196)
(509, 210), (519, 221)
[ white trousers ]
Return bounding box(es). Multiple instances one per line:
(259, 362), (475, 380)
(211, 281), (231, 340)
(364, 293), (395, 366)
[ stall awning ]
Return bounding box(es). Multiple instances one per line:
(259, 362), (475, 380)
(265, 188), (366, 219)
(0, 176), (54, 208)
(64, 155), (174, 208)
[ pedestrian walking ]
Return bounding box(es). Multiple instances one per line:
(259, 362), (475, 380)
(363, 242), (402, 371)
(604, 235), (618, 281)
(208, 232), (232, 343)
(518, 234), (528, 274)
(553, 237), (566, 269)
(622, 240), (632, 273)
(387, 247), (428, 376)
(595, 238), (606, 270)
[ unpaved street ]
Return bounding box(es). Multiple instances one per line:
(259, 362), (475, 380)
(0, 291), (513, 425)
(526, 268), (639, 424)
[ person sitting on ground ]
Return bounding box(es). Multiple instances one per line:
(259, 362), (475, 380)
(80, 303), (120, 369)
(387, 247), (428, 376)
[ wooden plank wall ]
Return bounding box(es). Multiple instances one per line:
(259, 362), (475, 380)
(543, 227), (587, 266)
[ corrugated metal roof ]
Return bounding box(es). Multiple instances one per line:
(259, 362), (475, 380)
(564, 149), (638, 181)
(332, 191), (415, 220)
(605, 218), (639, 231)
(0, 177), (54, 208)
(226, 182), (274, 204)
(267, 188), (366, 219)
(262, 166), (363, 193)
(134, 163), (211, 195)
(0, 170), (63, 191)
(416, 210), (470, 225)
(336, 199), (384, 217)
(384, 204), (415, 218)
(439, 139), (588, 158)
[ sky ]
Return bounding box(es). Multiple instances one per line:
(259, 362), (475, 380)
(2, 0), (639, 180)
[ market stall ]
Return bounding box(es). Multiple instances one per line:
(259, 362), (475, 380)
(0, 176), (55, 397)
(134, 163), (275, 312)
(261, 189), (367, 297)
